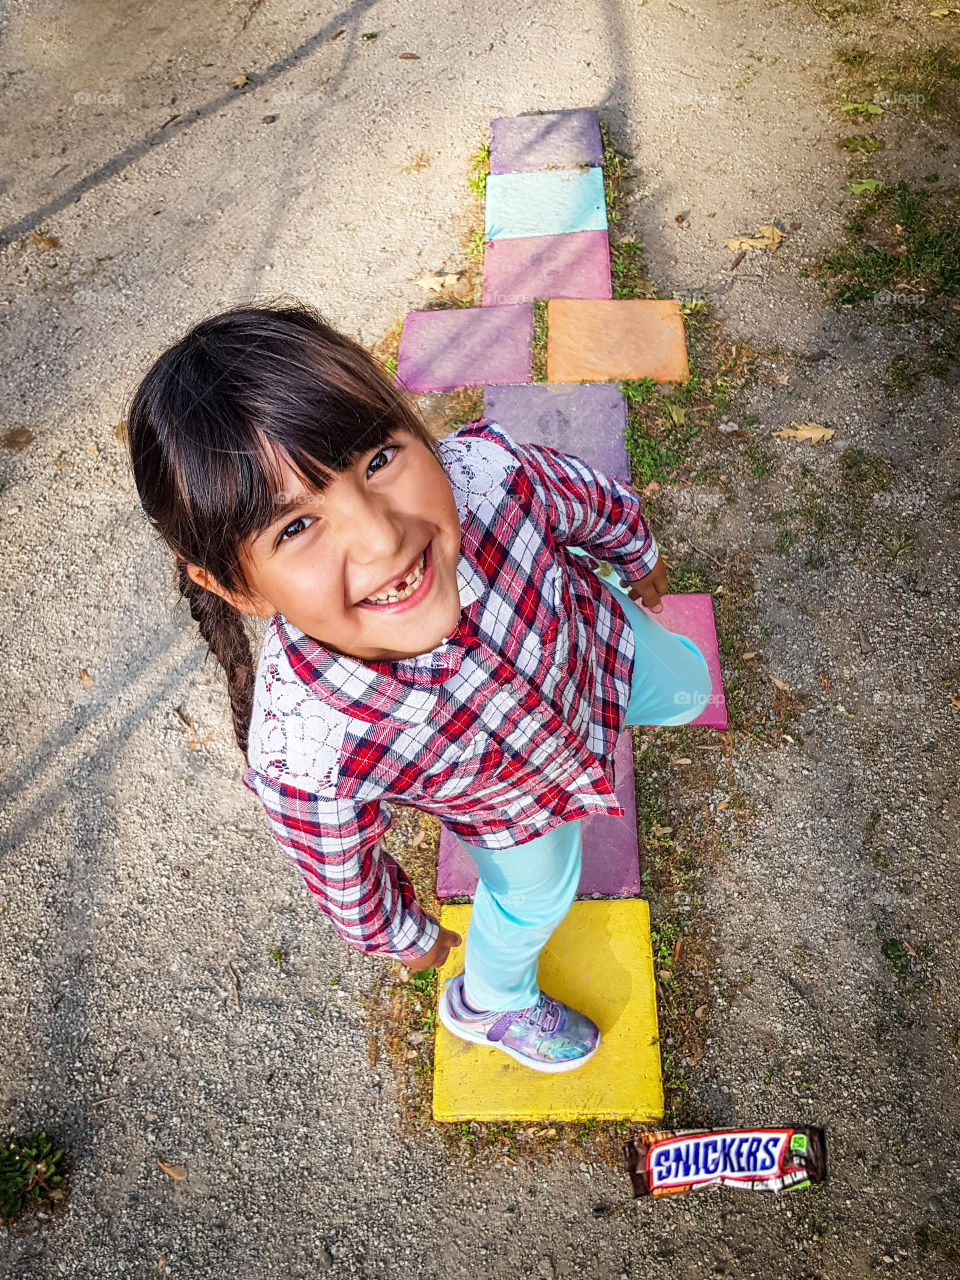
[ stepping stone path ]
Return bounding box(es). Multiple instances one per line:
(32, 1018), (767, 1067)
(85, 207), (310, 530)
(394, 107), (727, 1123)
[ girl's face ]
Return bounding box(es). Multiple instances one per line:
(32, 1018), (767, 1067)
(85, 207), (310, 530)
(190, 429), (463, 661)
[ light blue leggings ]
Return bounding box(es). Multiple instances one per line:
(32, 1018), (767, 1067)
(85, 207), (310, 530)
(456, 554), (713, 1011)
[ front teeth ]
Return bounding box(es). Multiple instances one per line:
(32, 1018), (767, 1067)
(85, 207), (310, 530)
(364, 550), (426, 605)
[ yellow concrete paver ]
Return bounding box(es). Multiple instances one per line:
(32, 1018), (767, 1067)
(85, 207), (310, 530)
(432, 899), (663, 1122)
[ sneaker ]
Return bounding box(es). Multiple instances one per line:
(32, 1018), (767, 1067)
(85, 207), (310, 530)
(438, 972), (601, 1073)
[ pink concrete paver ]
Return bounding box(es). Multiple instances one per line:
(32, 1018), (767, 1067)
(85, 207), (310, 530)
(481, 230), (612, 306)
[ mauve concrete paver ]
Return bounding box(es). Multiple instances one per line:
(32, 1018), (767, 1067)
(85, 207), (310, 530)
(437, 732), (641, 898)
(482, 382), (630, 483)
(489, 108), (604, 174)
(396, 303), (533, 392)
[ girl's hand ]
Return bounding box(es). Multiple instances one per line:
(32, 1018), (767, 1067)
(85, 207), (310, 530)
(619, 554), (669, 612)
(403, 924), (463, 974)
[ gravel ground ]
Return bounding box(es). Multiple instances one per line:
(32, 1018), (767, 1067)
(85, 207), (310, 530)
(1, 0), (958, 1276)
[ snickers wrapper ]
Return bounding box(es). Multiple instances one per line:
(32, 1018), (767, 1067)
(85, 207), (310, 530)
(623, 1127), (827, 1197)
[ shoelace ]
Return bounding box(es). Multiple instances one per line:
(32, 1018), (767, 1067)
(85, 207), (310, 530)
(484, 992), (563, 1042)
(526, 994), (563, 1035)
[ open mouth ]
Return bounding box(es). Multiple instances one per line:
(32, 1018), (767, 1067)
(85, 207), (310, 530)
(357, 543), (433, 612)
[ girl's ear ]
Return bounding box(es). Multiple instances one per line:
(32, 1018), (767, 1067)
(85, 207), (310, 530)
(185, 562), (272, 618)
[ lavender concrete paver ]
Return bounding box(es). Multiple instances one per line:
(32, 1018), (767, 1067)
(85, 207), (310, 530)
(481, 230), (612, 306)
(395, 304), (533, 392)
(437, 732), (641, 898)
(489, 108), (604, 174)
(485, 168), (606, 241)
(482, 383), (629, 484)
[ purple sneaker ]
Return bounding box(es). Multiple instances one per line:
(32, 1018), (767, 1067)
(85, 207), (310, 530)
(438, 972), (601, 1073)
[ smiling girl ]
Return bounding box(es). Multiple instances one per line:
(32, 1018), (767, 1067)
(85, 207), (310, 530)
(127, 300), (712, 1074)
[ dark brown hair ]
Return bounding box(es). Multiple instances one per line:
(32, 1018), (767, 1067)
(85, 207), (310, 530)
(125, 298), (443, 761)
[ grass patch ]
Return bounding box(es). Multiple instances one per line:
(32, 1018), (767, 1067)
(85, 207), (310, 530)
(599, 121), (632, 230)
(914, 1224), (960, 1270)
(815, 180), (960, 307)
(467, 136), (490, 200)
(632, 729), (716, 1126)
(611, 238), (658, 300)
(601, 118), (660, 305)
(1, 1132), (66, 1223)
(531, 299), (548, 381)
(835, 43), (960, 131)
(883, 354), (925, 397)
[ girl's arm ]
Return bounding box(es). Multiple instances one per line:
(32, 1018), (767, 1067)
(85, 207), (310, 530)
(244, 774), (440, 964)
(498, 429), (661, 583)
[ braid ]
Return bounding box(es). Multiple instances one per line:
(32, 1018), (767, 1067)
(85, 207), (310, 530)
(177, 559), (256, 760)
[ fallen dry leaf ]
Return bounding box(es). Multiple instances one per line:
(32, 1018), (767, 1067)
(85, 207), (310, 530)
(398, 52), (421, 59)
(231, 73), (250, 89)
(742, 651), (758, 660)
(114, 419), (128, 442)
(716, 800), (730, 810)
(670, 757), (693, 766)
(29, 230), (59, 251)
(156, 1159), (187, 1180)
(79, 668), (94, 689)
(642, 480), (662, 498)
(1, 427), (35, 451)
(367, 1034), (379, 1068)
(694, 1004), (708, 1019)
(776, 373), (790, 385)
(769, 676), (789, 692)
(723, 224), (784, 254)
(774, 421), (835, 445)
(415, 272), (461, 293)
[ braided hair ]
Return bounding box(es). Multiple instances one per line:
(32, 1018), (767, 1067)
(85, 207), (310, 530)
(126, 298), (443, 761)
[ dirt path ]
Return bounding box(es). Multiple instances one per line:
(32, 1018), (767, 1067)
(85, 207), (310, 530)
(1, 1), (958, 1276)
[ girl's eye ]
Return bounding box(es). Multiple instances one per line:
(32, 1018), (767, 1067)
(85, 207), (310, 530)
(275, 444), (400, 547)
(367, 443), (400, 476)
(277, 514), (315, 545)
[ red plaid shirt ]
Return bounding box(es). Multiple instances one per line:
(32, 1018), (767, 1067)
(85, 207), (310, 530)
(241, 419), (659, 962)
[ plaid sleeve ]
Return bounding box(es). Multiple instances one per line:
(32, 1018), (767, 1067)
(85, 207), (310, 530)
(242, 768), (440, 963)
(505, 434), (661, 581)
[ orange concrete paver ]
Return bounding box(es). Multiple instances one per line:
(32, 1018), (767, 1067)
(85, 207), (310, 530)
(546, 298), (690, 384)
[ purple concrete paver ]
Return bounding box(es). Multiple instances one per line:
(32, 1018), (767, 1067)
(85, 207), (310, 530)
(481, 230), (612, 306)
(437, 732), (641, 899)
(395, 304), (533, 392)
(483, 383), (630, 485)
(490, 109), (604, 175)
(652, 593), (728, 729)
